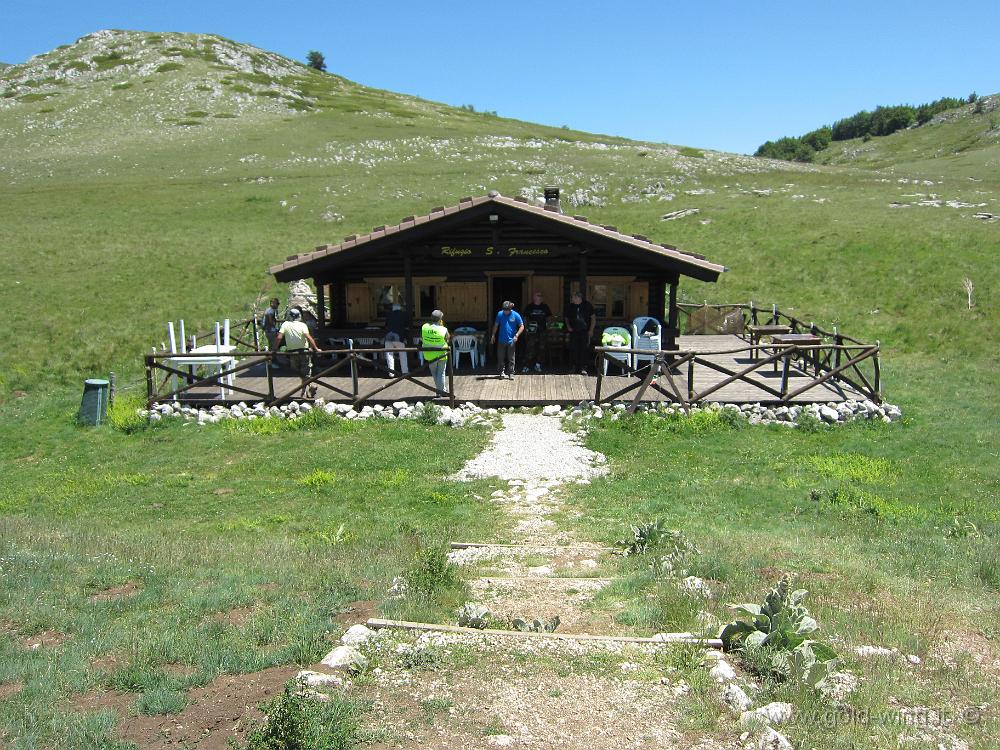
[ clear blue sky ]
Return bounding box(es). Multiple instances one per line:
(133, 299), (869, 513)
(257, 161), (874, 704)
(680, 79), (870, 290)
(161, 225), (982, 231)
(2, 0), (996, 154)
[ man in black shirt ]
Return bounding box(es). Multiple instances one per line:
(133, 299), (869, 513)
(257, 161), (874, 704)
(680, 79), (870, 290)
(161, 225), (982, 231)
(521, 291), (552, 373)
(564, 292), (596, 374)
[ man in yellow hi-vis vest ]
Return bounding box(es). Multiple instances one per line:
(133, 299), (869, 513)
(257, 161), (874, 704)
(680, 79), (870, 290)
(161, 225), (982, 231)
(421, 309), (450, 394)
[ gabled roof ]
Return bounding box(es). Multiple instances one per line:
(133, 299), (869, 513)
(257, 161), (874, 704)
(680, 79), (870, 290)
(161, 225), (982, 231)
(270, 193), (727, 282)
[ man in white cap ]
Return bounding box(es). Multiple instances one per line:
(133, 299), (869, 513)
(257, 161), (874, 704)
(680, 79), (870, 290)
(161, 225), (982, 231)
(274, 307), (320, 397)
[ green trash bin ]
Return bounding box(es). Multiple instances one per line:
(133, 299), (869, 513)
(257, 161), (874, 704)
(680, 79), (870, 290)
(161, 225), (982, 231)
(78, 378), (110, 425)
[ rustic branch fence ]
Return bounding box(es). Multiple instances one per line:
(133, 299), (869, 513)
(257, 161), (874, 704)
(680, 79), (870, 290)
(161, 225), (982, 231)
(145, 346), (456, 408)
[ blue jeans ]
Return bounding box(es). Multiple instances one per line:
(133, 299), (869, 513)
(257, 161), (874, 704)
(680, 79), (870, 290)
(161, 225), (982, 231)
(428, 358), (447, 393)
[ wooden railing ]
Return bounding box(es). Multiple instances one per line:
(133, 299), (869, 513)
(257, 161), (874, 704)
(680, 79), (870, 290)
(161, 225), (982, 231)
(145, 346), (456, 408)
(677, 301), (871, 347)
(593, 340), (881, 413)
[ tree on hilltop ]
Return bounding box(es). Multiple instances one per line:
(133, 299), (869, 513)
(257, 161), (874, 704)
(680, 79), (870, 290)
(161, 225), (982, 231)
(306, 50), (326, 71)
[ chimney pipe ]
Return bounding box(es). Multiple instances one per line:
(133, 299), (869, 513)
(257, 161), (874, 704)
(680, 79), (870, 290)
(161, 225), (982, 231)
(544, 186), (562, 214)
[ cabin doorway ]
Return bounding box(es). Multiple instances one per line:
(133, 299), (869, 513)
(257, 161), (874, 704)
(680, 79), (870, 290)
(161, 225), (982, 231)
(491, 275), (526, 315)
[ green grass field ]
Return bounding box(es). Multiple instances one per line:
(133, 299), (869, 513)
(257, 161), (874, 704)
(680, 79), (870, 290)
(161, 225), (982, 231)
(1, 29), (998, 749)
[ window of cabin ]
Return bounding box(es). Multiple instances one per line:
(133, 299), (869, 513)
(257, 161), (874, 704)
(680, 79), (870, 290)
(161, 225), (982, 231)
(371, 283), (402, 319)
(573, 280), (628, 319)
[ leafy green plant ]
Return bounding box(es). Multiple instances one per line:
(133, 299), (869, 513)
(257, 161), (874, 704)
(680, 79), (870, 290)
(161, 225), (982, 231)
(720, 577), (839, 688)
(406, 545), (457, 597)
(108, 393), (150, 434)
(236, 682), (359, 750)
(456, 602), (490, 629)
(414, 401), (441, 425)
(512, 615), (560, 633)
(617, 519), (698, 574)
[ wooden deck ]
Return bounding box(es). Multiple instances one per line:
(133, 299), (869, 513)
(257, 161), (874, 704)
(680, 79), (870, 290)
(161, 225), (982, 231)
(164, 336), (863, 406)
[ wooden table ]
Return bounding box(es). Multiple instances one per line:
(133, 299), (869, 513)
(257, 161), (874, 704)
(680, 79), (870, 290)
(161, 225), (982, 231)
(748, 324), (792, 360)
(770, 334), (823, 374)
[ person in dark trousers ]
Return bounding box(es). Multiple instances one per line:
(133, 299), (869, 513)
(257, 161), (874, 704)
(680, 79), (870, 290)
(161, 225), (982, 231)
(491, 301), (524, 379)
(521, 291), (552, 373)
(274, 307), (321, 397)
(384, 302), (410, 342)
(261, 297), (281, 355)
(564, 291), (595, 374)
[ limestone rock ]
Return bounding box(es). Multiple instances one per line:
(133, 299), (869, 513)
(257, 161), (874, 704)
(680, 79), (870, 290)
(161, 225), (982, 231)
(340, 624), (375, 646)
(721, 682), (753, 713)
(295, 670), (347, 689)
(710, 659), (738, 682)
(320, 645), (367, 673)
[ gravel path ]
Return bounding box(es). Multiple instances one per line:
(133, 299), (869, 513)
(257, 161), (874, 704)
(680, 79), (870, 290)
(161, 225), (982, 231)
(453, 414), (608, 482)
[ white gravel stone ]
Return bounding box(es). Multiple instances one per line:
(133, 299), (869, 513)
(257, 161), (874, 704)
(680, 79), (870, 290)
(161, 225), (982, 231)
(453, 414), (608, 482)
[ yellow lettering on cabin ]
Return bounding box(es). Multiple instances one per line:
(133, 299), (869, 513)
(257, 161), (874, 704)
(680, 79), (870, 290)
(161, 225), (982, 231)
(507, 247), (549, 256)
(440, 246), (473, 257)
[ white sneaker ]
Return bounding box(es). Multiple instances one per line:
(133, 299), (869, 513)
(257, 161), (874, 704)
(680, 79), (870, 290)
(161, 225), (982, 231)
(534, 363), (543, 372)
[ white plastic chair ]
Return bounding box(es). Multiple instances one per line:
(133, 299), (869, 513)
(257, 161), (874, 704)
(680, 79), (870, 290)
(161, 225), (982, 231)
(452, 334), (479, 369)
(631, 316), (662, 370)
(600, 326), (632, 374)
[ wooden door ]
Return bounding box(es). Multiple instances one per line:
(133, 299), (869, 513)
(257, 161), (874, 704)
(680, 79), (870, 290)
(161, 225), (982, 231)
(628, 281), (649, 321)
(345, 283), (370, 324)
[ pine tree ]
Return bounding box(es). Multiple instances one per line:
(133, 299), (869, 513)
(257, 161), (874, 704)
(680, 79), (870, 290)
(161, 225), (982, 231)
(306, 50), (326, 72)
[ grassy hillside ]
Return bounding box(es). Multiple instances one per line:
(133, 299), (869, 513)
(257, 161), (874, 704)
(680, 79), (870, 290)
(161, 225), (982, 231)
(814, 93), (1000, 174)
(0, 30), (998, 750)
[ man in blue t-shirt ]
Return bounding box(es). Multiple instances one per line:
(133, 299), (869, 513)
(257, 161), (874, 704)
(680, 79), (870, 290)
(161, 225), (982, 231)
(490, 301), (525, 379)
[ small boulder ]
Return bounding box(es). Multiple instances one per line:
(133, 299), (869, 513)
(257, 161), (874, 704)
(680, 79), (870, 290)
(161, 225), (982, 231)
(721, 682), (752, 713)
(340, 624), (375, 646)
(710, 659), (738, 682)
(320, 645), (367, 673)
(756, 727), (794, 750)
(296, 670), (347, 689)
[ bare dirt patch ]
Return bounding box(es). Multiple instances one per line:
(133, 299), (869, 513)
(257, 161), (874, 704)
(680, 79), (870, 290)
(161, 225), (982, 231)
(0, 681), (24, 701)
(213, 488), (235, 496)
(210, 607), (254, 627)
(90, 651), (125, 673)
(70, 689), (135, 716)
(332, 599), (378, 628)
(90, 581), (143, 602)
(22, 630), (68, 650)
(116, 665), (295, 750)
(931, 629), (1000, 681)
(356, 654), (709, 750)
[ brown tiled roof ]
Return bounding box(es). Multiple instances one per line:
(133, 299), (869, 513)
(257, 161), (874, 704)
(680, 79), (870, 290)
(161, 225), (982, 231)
(270, 194), (726, 280)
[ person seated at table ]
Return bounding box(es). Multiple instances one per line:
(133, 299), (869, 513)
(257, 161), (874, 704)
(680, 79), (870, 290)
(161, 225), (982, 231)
(521, 291), (551, 373)
(274, 307), (320, 398)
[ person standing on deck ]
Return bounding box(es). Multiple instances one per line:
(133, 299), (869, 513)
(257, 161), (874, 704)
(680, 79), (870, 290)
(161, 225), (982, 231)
(421, 309), (450, 394)
(274, 307), (320, 397)
(261, 297), (281, 358)
(491, 301), (524, 380)
(384, 302), (410, 343)
(521, 291), (552, 373)
(564, 291), (596, 374)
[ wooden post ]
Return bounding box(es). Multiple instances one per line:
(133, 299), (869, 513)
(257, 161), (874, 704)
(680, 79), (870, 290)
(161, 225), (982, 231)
(780, 352), (791, 399)
(834, 327), (841, 369)
(403, 251), (414, 317)
(873, 342), (881, 402)
(595, 357), (604, 403)
(145, 359), (155, 406)
(666, 277), (679, 352)
(252, 316), (260, 350)
(750, 300), (757, 326)
(316, 282), (326, 329)
(447, 351), (455, 407)
(349, 341), (359, 397)
(687, 357), (695, 401)
(265, 353), (275, 401)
